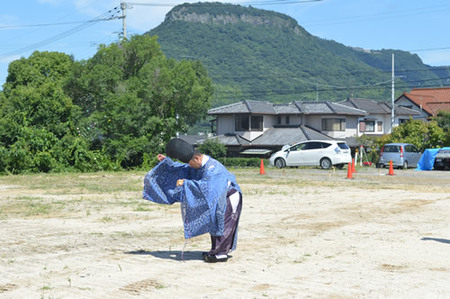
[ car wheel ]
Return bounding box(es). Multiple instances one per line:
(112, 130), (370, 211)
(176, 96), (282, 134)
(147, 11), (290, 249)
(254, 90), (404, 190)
(402, 161), (408, 169)
(320, 158), (332, 169)
(275, 158), (286, 168)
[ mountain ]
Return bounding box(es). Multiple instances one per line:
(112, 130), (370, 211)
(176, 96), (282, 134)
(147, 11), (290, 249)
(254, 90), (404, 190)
(147, 2), (450, 107)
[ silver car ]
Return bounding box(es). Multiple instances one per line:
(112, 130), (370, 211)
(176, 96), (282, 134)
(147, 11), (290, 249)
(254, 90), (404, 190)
(377, 143), (422, 169)
(269, 140), (352, 169)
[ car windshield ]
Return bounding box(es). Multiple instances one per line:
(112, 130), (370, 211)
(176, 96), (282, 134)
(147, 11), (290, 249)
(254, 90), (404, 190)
(384, 145), (400, 153)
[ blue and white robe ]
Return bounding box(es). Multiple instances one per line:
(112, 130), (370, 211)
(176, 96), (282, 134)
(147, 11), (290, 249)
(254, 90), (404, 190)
(143, 156), (242, 245)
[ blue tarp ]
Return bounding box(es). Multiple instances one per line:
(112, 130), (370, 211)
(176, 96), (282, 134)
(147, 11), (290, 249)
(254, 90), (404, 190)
(416, 147), (450, 171)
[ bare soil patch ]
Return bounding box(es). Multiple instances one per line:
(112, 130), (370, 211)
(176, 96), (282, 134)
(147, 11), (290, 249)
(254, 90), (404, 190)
(0, 167), (449, 298)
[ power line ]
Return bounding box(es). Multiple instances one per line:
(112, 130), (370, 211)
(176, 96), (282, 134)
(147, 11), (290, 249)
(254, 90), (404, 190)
(0, 20), (109, 30)
(0, 7), (122, 59)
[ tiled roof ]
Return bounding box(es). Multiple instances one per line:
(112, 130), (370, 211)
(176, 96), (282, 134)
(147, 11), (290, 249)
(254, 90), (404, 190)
(294, 101), (366, 116)
(209, 100), (366, 116)
(273, 102), (299, 114)
(340, 98), (419, 116)
(398, 87), (450, 116)
(208, 100), (276, 114)
(208, 101), (249, 114)
(340, 98), (390, 114)
(427, 102), (450, 115)
(211, 134), (251, 146)
(212, 125), (333, 147)
(245, 100), (277, 114)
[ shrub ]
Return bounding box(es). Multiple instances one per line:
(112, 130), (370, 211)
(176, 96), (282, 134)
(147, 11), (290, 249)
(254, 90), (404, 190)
(217, 157), (263, 167)
(198, 138), (227, 158)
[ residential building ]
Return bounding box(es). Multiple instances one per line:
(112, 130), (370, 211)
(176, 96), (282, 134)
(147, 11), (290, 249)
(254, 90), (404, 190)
(339, 98), (420, 135)
(206, 100), (366, 156)
(396, 87), (450, 120)
(199, 98), (420, 156)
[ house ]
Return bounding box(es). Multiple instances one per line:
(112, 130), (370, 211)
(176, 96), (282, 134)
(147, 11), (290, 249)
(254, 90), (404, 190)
(339, 98), (420, 136)
(396, 87), (450, 120)
(200, 98), (420, 157)
(206, 100), (367, 156)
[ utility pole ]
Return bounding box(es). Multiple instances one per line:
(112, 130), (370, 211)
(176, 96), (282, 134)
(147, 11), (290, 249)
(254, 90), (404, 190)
(120, 1), (127, 39)
(391, 53), (395, 130)
(316, 82), (319, 101)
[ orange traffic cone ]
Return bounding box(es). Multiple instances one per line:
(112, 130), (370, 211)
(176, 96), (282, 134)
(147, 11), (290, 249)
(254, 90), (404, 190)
(259, 159), (266, 175)
(388, 160), (395, 176)
(346, 162), (353, 179)
(351, 158), (356, 173)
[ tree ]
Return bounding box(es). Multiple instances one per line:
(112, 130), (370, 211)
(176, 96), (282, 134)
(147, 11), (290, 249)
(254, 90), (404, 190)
(0, 51), (83, 173)
(66, 35), (213, 168)
(0, 36), (213, 173)
(433, 111), (450, 146)
(380, 119), (446, 151)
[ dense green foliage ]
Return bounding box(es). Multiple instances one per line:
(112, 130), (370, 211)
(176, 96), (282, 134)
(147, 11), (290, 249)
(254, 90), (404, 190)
(433, 111), (450, 146)
(198, 138), (227, 158)
(217, 157), (263, 168)
(0, 36), (213, 174)
(149, 3), (450, 107)
(377, 119), (446, 151)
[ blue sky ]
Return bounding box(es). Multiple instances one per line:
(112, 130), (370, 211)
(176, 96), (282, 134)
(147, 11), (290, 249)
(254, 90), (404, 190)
(2, 0), (450, 88)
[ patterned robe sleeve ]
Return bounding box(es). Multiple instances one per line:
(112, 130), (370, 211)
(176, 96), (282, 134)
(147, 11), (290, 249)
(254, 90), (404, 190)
(142, 157), (189, 204)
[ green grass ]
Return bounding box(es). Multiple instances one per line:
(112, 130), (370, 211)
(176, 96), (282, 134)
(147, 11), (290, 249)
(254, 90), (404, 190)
(0, 168), (448, 220)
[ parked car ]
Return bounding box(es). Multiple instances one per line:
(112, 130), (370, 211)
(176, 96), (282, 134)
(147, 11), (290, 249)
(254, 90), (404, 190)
(376, 143), (422, 169)
(269, 140), (352, 169)
(434, 148), (450, 170)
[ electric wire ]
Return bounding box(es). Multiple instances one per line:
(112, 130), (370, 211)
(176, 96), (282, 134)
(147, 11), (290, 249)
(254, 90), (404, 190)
(0, 7), (122, 58)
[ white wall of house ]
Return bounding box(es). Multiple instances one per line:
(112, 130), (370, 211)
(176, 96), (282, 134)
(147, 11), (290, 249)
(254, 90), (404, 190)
(274, 114), (302, 126)
(216, 115), (234, 135)
(238, 131), (264, 141)
(302, 115), (359, 139)
(345, 116), (359, 137)
(357, 114), (387, 136)
(264, 115), (277, 129)
(303, 115), (321, 131)
(216, 113), (378, 140)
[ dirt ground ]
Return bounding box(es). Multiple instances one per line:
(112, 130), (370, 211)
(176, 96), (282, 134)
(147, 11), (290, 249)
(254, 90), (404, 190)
(0, 166), (449, 298)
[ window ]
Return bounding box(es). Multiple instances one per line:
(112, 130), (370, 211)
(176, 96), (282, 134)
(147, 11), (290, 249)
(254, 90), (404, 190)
(383, 145), (400, 153)
(322, 118), (346, 131)
(286, 116), (290, 125)
(277, 116), (282, 125)
(305, 142), (323, 150)
(405, 145), (419, 153)
(251, 115), (263, 131)
(235, 115), (249, 131)
(377, 121), (383, 132)
(359, 121), (375, 132)
(235, 115), (263, 131)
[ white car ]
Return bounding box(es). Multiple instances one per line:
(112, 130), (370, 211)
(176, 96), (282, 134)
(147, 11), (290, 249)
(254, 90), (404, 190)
(269, 140), (352, 169)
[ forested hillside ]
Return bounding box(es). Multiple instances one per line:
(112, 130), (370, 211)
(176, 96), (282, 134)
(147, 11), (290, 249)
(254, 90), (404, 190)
(148, 3), (450, 107)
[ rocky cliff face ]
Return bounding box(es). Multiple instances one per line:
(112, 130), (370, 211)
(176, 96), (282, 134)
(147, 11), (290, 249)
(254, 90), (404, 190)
(165, 4), (306, 36)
